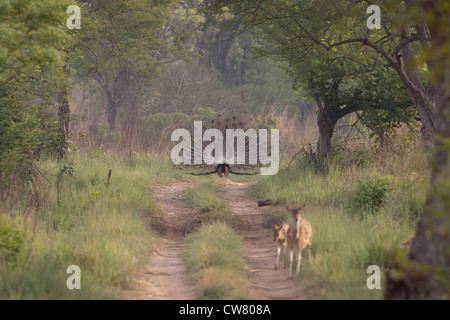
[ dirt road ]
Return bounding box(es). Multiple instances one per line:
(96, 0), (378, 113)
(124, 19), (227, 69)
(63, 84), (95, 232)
(124, 181), (305, 300)
(221, 182), (305, 300)
(124, 183), (197, 300)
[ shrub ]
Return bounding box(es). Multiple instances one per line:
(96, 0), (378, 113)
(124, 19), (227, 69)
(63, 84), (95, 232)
(351, 176), (391, 215)
(0, 99), (59, 198)
(0, 215), (29, 263)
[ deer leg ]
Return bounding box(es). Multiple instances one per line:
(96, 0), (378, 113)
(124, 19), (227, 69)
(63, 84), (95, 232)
(296, 248), (302, 275)
(289, 248), (294, 277)
(275, 245), (281, 270)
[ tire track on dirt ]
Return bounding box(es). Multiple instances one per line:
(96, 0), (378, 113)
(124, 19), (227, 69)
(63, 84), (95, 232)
(221, 181), (306, 300)
(124, 183), (197, 300)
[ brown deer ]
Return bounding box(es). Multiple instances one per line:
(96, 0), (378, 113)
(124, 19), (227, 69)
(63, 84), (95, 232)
(399, 236), (414, 253)
(273, 223), (289, 270)
(286, 205), (312, 277)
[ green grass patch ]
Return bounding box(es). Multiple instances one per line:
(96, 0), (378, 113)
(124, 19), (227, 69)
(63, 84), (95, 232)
(186, 180), (236, 226)
(252, 149), (428, 299)
(184, 222), (249, 299)
(292, 206), (412, 299)
(0, 154), (180, 299)
(184, 180), (249, 299)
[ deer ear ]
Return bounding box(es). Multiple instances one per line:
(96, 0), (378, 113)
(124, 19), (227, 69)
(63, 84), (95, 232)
(300, 204), (306, 210)
(274, 224), (278, 230)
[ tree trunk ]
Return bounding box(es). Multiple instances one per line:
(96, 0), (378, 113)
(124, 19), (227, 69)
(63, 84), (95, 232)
(398, 68), (436, 148)
(405, 0), (435, 97)
(398, 25), (436, 148)
(316, 108), (336, 164)
(57, 86), (71, 154)
(385, 58), (450, 301)
(123, 85), (140, 157)
(214, 24), (238, 74)
(106, 94), (117, 131)
(385, 2), (450, 299)
(98, 69), (132, 131)
(314, 86), (359, 166)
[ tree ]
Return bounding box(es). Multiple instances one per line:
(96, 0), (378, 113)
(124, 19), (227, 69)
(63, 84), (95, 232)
(288, 47), (364, 163)
(0, 0), (73, 194)
(299, 53), (414, 162)
(385, 0), (450, 299)
(202, 19), (239, 75)
(203, 1), (416, 162)
(75, 0), (195, 130)
(204, 0), (437, 148)
(357, 65), (417, 149)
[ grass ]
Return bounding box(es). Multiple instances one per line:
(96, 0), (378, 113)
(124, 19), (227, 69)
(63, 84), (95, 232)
(184, 222), (249, 300)
(252, 146), (429, 299)
(293, 206), (412, 299)
(0, 154), (182, 299)
(183, 179), (250, 299)
(0, 136), (430, 300)
(186, 179), (237, 227)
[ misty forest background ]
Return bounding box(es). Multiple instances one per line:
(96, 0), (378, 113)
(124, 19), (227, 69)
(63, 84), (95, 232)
(0, 0), (449, 299)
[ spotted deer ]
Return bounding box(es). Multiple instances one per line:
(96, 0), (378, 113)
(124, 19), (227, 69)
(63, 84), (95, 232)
(286, 205), (312, 277)
(273, 223), (289, 270)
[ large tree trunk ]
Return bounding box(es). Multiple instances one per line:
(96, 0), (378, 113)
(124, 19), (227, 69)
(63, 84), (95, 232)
(385, 55), (450, 301)
(385, 2), (450, 299)
(314, 86), (359, 165)
(316, 108), (337, 164)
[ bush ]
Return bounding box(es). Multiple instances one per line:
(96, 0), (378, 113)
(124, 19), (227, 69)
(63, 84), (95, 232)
(0, 215), (29, 263)
(0, 99), (60, 198)
(351, 176), (391, 215)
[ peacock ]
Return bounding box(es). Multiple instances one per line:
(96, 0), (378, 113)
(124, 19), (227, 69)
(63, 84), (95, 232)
(171, 108), (270, 179)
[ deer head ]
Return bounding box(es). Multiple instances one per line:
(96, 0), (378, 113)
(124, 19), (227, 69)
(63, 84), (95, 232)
(273, 224), (285, 242)
(285, 204), (306, 224)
